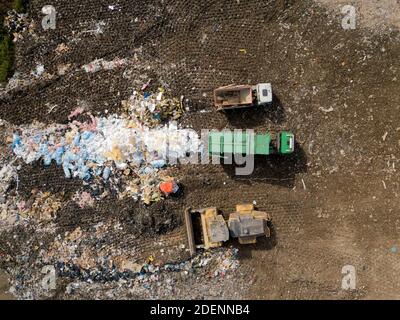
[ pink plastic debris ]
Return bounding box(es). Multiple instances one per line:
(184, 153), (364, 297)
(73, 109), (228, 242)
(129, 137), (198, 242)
(82, 59), (102, 73)
(141, 79), (152, 91)
(71, 113), (98, 132)
(17, 201), (26, 212)
(68, 107), (85, 120)
(73, 191), (95, 209)
(80, 114), (97, 131)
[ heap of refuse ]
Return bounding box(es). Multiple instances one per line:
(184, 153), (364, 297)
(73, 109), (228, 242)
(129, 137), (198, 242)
(3, 10), (32, 42)
(7, 240), (240, 299)
(17, 190), (62, 222)
(122, 87), (184, 127)
(11, 113), (201, 204)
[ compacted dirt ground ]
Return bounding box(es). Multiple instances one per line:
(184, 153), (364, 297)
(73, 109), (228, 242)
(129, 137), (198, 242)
(0, 0), (400, 299)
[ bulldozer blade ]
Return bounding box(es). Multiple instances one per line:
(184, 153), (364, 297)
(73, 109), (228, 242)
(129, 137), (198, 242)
(184, 208), (196, 256)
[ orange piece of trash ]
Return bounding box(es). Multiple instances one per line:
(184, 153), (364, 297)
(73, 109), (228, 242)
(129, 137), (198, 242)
(160, 181), (175, 194)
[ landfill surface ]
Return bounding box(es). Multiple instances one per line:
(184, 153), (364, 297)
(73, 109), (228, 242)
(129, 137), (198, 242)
(0, 0), (400, 299)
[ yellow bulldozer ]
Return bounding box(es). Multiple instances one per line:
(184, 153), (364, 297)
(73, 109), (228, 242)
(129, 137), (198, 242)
(184, 204), (271, 256)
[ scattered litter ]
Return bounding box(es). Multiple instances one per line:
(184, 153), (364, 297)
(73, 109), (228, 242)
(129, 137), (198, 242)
(18, 190), (62, 222)
(102, 58), (128, 70)
(31, 64), (45, 77)
(81, 21), (106, 36)
(382, 132), (388, 141)
(301, 178), (306, 190)
(73, 191), (95, 209)
(3, 10), (32, 42)
(53, 246), (238, 285)
(57, 63), (71, 76)
(55, 43), (70, 54)
(122, 87), (184, 127)
(319, 106), (334, 113)
(68, 107), (85, 120)
(141, 79), (152, 91)
(82, 59), (103, 73)
(46, 103), (58, 114)
(159, 180), (179, 196)
(82, 57), (128, 73)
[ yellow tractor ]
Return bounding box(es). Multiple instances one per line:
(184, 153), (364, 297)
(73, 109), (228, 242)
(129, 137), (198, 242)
(184, 204), (271, 256)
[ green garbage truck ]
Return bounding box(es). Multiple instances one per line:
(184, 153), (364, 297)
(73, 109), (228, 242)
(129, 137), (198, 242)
(208, 130), (295, 156)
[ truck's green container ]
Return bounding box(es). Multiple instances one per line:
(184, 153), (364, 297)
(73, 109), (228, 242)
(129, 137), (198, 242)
(208, 131), (294, 156)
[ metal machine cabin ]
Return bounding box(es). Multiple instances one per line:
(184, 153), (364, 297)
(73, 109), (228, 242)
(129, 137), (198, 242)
(228, 204), (271, 244)
(214, 83), (272, 111)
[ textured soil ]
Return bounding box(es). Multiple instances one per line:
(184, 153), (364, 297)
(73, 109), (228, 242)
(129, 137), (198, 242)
(1, 0), (400, 299)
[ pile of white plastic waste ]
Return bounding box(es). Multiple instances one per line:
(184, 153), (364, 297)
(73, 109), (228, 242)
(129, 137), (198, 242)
(11, 114), (201, 202)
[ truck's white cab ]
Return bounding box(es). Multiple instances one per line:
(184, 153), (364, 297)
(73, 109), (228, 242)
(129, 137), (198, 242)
(255, 83), (273, 105)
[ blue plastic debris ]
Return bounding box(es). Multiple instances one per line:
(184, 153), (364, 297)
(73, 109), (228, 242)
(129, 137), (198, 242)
(38, 143), (52, 166)
(95, 167), (103, 176)
(53, 146), (65, 165)
(78, 165), (90, 180)
(150, 159), (166, 168)
(63, 162), (73, 179)
(33, 134), (42, 144)
(12, 134), (21, 150)
(73, 133), (81, 146)
(81, 131), (94, 141)
(62, 151), (77, 179)
(152, 112), (161, 121)
(132, 152), (144, 166)
(102, 167), (111, 180)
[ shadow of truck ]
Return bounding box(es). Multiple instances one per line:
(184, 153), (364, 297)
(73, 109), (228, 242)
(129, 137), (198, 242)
(221, 141), (308, 188)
